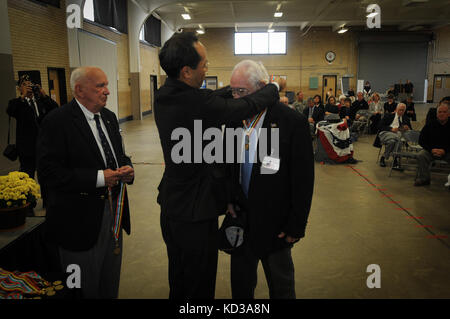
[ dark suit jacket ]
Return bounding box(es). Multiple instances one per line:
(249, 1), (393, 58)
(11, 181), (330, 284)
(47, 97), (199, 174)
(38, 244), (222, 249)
(350, 99), (369, 120)
(303, 105), (325, 124)
(384, 102), (397, 114)
(7, 96), (58, 157)
(37, 99), (132, 251)
(379, 112), (412, 133)
(229, 102), (314, 258)
(155, 77), (279, 223)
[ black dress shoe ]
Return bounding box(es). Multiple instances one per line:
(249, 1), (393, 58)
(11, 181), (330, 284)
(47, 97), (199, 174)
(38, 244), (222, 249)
(414, 179), (430, 186)
(379, 157), (386, 167)
(392, 158), (404, 171)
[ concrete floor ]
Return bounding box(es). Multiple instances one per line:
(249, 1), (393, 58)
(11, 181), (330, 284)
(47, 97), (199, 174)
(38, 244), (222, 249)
(37, 103), (450, 299)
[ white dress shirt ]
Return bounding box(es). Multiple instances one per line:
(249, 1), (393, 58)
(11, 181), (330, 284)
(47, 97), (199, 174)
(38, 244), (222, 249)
(75, 99), (119, 188)
(26, 97), (39, 117)
(390, 113), (401, 129)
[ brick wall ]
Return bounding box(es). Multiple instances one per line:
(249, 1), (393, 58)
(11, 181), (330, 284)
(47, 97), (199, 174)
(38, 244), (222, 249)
(7, 0), (71, 101)
(196, 27), (358, 100)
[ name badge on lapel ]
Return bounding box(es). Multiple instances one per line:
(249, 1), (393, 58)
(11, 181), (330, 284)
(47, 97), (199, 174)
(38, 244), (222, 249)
(261, 156), (280, 175)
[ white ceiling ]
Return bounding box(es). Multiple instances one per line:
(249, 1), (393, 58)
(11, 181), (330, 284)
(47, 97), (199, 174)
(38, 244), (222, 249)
(135, 0), (450, 32)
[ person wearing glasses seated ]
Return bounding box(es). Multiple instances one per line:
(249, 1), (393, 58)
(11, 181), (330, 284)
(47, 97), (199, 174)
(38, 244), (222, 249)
(376, 103), (412, 169)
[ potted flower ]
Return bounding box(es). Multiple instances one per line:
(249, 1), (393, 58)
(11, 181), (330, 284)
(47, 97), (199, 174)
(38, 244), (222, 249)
(0, 171), (40, 230)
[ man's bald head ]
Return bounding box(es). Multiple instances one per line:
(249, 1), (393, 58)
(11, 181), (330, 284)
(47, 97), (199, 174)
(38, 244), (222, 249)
(71, 66), (110, 113)
(437, 102), (449, 124)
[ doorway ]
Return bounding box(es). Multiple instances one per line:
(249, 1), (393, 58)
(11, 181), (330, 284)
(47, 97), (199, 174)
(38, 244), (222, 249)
(47, 68), (67, 106)
(322, 75), (337, 103)
(433, 75), (450, 103)
(150, 75), (158, 113)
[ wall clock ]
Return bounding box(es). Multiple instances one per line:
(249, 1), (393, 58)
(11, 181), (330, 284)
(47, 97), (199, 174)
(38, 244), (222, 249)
(325, 51), (336, 63)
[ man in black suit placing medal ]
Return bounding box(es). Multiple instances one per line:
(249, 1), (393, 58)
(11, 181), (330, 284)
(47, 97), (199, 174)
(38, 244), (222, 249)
(37, 67), (134, 299)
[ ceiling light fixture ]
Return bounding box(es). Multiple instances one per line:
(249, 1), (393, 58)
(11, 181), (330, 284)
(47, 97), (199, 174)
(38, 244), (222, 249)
(274, 12), (283, 17)
(181, 13), (191, 20)
(268, 28), (275, 33)
(338, 27), (348, 34)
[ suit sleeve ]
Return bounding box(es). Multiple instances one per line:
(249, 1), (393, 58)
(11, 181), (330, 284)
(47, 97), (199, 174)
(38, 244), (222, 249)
(6, 98), (21, 118)
(284, 116), (315, 239)
(419, 124), (431, 153)
(37, 112), (98, 192)
(199, 83), (279, 127)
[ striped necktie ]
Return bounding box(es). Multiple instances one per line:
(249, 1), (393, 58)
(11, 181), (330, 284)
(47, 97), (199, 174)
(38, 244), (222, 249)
(94, 114), (117, 170)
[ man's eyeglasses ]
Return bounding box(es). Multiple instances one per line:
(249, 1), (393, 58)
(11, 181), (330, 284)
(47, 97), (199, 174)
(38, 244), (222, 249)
(231, 87), (250, 96)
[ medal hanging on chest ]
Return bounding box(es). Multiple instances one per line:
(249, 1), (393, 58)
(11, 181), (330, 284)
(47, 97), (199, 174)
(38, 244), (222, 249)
(243, 111), (265, 152)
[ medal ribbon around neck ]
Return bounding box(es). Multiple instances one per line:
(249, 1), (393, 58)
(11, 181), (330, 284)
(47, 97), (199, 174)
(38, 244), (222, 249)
(243, 111), (265, 137)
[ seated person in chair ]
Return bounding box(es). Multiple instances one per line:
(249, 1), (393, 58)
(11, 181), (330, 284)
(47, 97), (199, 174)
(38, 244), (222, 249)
(303, 97), (325, 137)
(324, 96), (339, 115)
(339, 98), (352, 127)
(403, 96), (416, 122)
(369, 92), (383, 134)
(415, 102), (450, 186)
(384, 94), (397, 114)
(376, 103), (412, 169)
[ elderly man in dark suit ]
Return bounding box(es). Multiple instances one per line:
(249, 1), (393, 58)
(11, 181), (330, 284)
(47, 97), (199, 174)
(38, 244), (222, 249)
(37, 67), (134, 298)
(155, 32), (283, 299)
(377, 103), (412, 169)
(415, 102), (450, 186)
(7, 75), (58, 179)
(227, 60), (314, 299)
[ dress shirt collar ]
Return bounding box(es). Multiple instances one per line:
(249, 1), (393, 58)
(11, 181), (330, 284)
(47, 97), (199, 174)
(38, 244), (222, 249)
(75, 98), (99, 120)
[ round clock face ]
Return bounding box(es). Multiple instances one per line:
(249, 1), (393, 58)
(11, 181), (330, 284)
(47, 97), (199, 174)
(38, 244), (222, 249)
(326, 51), (336, 63)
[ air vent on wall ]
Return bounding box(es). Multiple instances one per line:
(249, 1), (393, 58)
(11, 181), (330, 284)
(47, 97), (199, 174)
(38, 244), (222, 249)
(402, 0), (429, 7)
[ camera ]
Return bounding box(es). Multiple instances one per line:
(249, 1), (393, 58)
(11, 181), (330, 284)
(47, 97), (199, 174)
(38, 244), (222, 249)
(31, 84), (41, 98)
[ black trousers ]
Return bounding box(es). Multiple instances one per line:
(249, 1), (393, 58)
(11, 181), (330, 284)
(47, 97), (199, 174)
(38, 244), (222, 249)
(19, 155), (36, 179)
(231, 243), (296, 299)
(19, 155), (48, 208)
(160, 212), (218, 299)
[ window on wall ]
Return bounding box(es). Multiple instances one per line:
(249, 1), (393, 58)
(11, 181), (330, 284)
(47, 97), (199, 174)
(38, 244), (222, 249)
(83, 0), (94, 21)
(234, 32), (286, 55)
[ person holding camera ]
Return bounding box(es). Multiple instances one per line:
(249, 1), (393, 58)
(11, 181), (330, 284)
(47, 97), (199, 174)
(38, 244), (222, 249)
(6, 75), (59, 179)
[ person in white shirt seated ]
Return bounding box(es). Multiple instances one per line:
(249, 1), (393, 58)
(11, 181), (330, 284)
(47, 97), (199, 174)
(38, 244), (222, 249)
(376, 103), (412, 169)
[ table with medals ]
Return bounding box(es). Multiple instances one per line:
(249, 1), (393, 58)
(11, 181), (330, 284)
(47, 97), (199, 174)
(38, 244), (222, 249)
(0, 217), (78, 299)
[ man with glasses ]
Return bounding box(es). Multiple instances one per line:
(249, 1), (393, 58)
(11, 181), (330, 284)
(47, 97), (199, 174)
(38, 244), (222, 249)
(226, 59), (314, 299)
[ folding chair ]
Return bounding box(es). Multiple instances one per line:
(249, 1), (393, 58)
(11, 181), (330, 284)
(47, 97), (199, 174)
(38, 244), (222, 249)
(388, 130), (422, 177)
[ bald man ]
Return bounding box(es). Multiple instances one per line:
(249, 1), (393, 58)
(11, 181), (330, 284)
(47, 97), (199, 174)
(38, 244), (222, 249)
(37, 66), (134, 298)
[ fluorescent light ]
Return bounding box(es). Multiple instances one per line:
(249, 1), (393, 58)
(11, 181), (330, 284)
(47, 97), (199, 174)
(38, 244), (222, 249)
(274, 12), (283, 17)
(181, 14), (191, 20)
(338, 28), (348, 34)
(268, 29), (275, 33)
(196, 29), (205, 34)
(366, 12), (379, 18)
